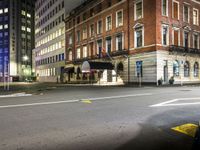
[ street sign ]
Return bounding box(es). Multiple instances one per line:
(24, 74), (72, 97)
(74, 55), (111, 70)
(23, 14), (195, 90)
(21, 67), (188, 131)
(136, 61), (142, 76)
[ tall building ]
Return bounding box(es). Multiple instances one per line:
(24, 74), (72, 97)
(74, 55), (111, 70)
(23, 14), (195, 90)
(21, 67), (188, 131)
(0, 0), (35, 82)
(64, 0), (200, 85)
(34, 0), (66, 82)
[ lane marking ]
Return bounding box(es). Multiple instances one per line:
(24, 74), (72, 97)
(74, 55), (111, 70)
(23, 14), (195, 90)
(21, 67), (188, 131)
(90, 93), (153, 101)
(81, 100), (92, 104)
(0, 93), (152, 109)
(0, 93), (32, 98)
(0, 100), (79, 109)
(172, 123), (198, 138)
(150, 97), (200, 107)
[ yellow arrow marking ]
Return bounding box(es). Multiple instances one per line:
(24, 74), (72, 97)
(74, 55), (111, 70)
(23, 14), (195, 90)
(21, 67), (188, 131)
(172, 123), (198, 138)
(81, 100), (92, 104)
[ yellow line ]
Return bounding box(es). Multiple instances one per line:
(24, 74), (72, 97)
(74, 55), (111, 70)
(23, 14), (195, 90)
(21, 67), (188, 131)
(81, 100), (92, 104)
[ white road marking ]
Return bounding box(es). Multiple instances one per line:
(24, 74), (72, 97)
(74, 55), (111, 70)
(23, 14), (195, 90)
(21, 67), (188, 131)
(0, 93), (32, 98)
(150, 97), (200, 107)
(0, 93), (153, 109)
(91, 93), (153, 101)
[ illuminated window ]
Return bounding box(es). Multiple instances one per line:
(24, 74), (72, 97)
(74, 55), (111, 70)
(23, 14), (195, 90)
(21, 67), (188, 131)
(4, 8), (8, 13)
(21, 10), (26, 16)
(4, 24), (8, 29)
(193, 9), (199, 25)
(106, 15), (112, 31)
(194, 62), (199, 77)
(116, 10), (123, 27)
(162, 0), (168, 16)
(135, 1), (143, 20)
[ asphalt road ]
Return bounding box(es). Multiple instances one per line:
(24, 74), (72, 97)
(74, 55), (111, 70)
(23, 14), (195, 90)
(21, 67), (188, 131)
(0, 85), (200, 150)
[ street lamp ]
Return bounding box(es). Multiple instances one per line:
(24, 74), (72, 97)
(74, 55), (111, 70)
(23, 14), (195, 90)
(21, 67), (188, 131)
(22, 55), (30, 81)
(23, 55), (29, 62)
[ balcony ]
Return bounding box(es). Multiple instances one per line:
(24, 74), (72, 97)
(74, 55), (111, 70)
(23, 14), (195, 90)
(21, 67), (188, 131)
(71, 49), (129, 65)
(169, 45), (200, 55)
(110, 49), (129, 57)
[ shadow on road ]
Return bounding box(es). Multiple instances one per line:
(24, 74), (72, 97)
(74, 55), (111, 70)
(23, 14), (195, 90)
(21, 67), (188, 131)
(115, 110), (199, 150)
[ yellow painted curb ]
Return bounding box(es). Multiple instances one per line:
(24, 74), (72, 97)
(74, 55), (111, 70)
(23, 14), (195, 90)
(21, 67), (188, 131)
(172, 123), (198, 138)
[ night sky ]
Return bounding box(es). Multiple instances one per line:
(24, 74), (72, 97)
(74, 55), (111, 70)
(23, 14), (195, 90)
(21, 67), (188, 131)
(65, 0), (85, 14)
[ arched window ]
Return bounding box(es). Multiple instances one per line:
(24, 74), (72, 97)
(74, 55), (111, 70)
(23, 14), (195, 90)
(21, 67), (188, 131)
(184, 61), (190, 77)
(173, 60), (180, 76)
(194, 62), (199, 77)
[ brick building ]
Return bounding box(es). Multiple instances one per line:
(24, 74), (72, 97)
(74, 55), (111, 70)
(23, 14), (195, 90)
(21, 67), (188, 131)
(64, 0), (200, 85)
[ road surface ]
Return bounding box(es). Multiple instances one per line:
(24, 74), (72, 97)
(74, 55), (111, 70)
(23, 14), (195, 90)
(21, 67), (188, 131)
(0, 85), (200, 150)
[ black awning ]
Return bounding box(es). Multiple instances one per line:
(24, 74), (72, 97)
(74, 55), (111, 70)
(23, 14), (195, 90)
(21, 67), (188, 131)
(64, 67), (74, 73)
(82, 61), (114, 73)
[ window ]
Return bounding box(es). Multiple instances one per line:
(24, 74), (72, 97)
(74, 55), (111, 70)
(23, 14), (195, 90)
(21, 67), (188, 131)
(107, 0), (112, 7)
(0, 25), (2, 30)
(106, 15), (112, 31)
(184, 61), (190, 77)
(193, 9), (199, 25)
(69, 34), (72, 45)
(76, 48), (81, 59)
(77, 31), (80, 43)
(27, 27), (31, 32)
(68, 51), (72, 61)
(83, 13), (87, 21)
(82, 26), (87, 39)
(162, 0), (168, 16)
(184, 31), (189, 47)
(173, 1), (179, 19)
(0, 9), (3, 14)
(135, 1), (143, 20)
(116, 33), (123, 51)
(89, 42), (94, 56)
(97, 39), (102, 57)
(21, 26), (26, 31)
(135, 26), (143, 48)
(4, 24), (8, 29)
(162, 25), (168, 46)
(194, 34), (199, 49)
(183, 5), (189, 23)
(27, 13), (31, 18)
(173, 29), (179, 45)
(90, 24), (94, 37)
(106, 37), (112, 54)
(97, 20), (102, 34)
(21, 10), (26, 16)
(173, 60), (180, 76)
(83, 46), (88, 58)
(194, 62), (199, 77)
(116, 10), (123, 27)
(90, 8), (94, 17)
(4, 8), (8, 13)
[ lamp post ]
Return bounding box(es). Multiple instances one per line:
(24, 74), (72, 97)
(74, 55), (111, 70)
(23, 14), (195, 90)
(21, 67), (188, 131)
(22, 55), (29, 81)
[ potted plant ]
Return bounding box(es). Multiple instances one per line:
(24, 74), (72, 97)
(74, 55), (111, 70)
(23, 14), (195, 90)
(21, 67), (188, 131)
(169, 76), (175, 85)
(158, 78), (163, 86)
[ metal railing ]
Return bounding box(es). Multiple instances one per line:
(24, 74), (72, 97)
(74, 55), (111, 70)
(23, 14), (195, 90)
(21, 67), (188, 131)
(169, 45), (200, 55)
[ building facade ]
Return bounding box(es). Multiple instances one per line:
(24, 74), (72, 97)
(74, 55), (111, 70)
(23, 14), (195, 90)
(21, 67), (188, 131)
(0, 0), (35, 82)
(65, 0), (200, 85)
(34, 0), (66, 82)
